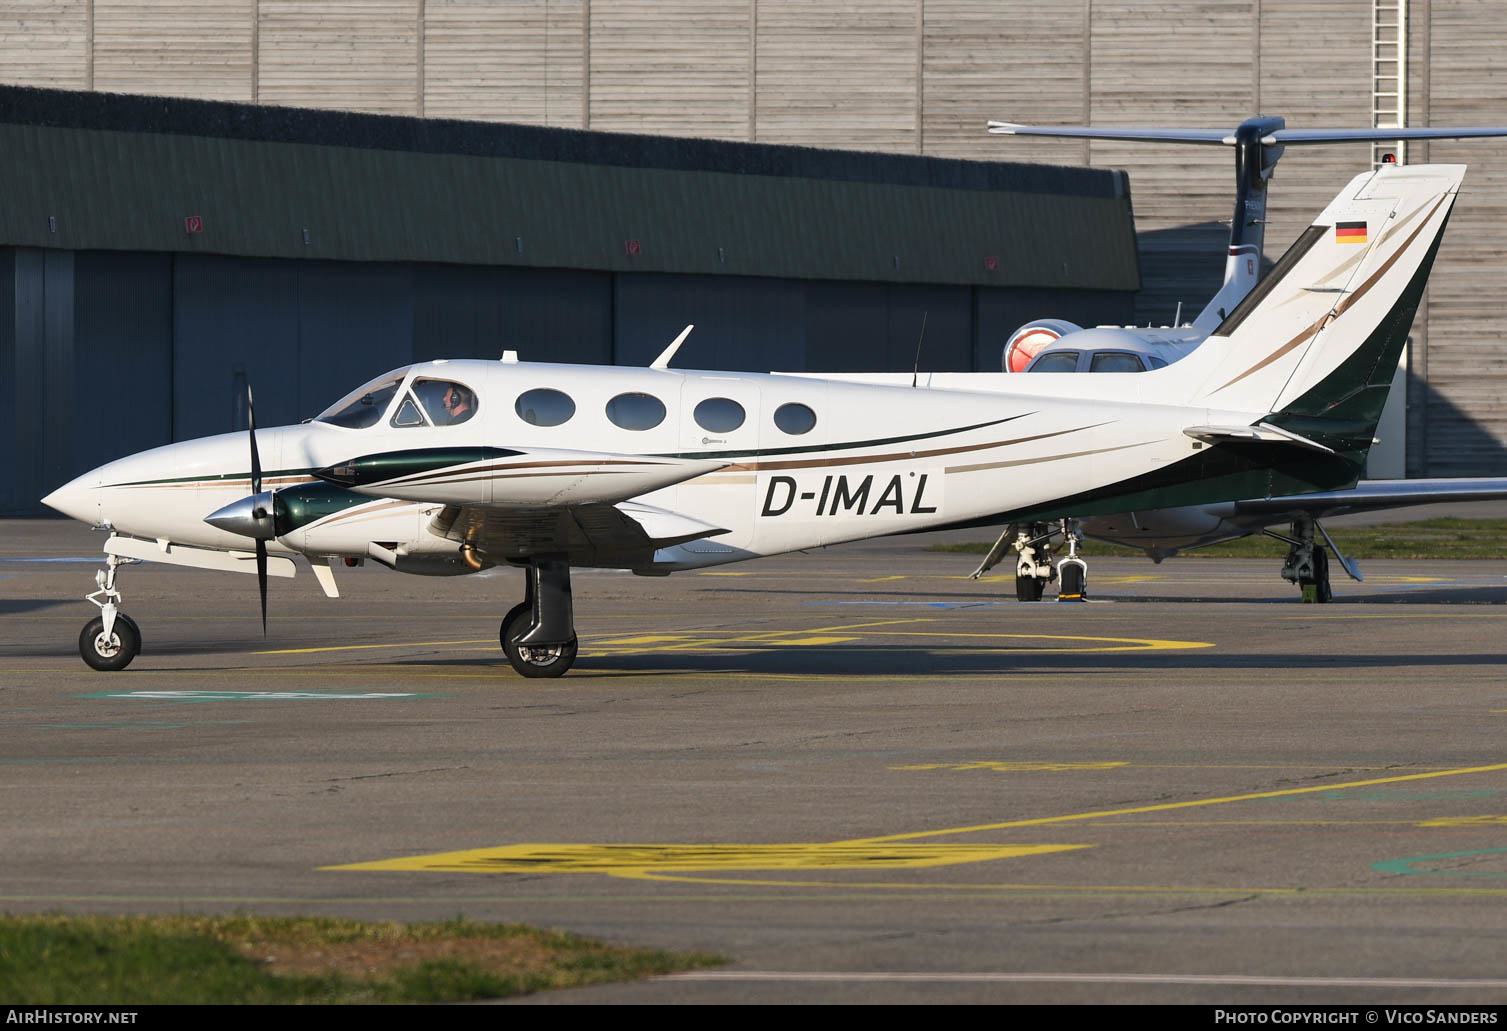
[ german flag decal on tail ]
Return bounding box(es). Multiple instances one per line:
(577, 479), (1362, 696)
(1335, 220), (1368, 244)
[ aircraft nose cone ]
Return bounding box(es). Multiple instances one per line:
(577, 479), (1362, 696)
(204, 492), (279, 539)
(41, 471), (102, 525)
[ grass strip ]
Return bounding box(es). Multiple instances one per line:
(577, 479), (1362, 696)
(0, 913), (724, 1004)
(927, 518), (1507, 561)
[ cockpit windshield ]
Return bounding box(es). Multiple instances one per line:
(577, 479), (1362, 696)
(315, 374), (404, 429)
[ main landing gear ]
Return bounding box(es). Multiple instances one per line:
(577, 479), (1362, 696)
(1274, 516), (1339, 603)
(970, 519), (1087, 602)
(79, 549), (142, 671)
(499, 557), (578, 678)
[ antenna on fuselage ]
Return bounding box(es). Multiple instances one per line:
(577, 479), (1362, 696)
(651, 324), (694, 370)
(910, 311), (928, 388)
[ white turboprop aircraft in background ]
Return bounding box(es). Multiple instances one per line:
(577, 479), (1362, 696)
(975, 117), (1507, 602)
(44, 161), (1465, 676)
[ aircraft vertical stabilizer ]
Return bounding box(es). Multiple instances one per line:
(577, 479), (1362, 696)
(1181, 163), (1463, 457)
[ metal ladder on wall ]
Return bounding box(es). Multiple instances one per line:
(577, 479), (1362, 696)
(1372, 0), (1408, 166)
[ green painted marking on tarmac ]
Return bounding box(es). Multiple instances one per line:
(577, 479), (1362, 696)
(77, 690), (446, 703)
(1373, 846), (1507, 877)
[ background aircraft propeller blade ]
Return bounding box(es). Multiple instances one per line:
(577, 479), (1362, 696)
(248, 384), (268, 634)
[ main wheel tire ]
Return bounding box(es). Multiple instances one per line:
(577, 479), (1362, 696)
(1058, 562), (1086, 602)
(499, 602), (578, 679)
(79, 614), (140, 671)
(1015, 574), (1045, 602)
(1311, 547), (1332, 604)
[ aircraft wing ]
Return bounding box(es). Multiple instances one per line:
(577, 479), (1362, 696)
(430, 500), (728, 568)
(1231, 477), (1507, 520)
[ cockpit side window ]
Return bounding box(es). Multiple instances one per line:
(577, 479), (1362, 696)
(390, 394), (429, 428)
(1026, 351), (1080, 373)
(316, 376), (404, 428)
(1089, 352), (1146, 373)
(412, 379), (479, 426)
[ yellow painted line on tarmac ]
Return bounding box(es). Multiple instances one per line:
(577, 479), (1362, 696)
(256, 639), (494, 655)
(834, 762), (1507, 845)
(875, 631), (1210, 653)
(324, 841), (1089, 875)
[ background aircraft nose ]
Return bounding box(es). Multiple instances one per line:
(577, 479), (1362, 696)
(40, 471), (102, 525)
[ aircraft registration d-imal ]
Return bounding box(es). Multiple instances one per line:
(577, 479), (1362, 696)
(44, 161), (1464, 677)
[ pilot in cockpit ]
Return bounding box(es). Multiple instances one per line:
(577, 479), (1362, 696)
(438, 382), (476, 425)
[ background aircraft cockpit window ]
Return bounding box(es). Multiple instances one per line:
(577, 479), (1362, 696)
(773, 402), (817, 435)
(1146, 355), (1169, 370)
(1026, 352), (1080, 373)
(693, 397), (745, 433)
(515, 387), (575, 427)
(390, 395), (427, 427)
(1089, 352), (1146, 373)
(413, 379), (478, 426)
(315, 376), (404, 428)
(606, 392), (667, 431)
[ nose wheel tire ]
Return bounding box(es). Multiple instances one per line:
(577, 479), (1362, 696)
(79, 613), (141, 671)
(1058, 561), (1086, 602)
(499, 602), (578, 679)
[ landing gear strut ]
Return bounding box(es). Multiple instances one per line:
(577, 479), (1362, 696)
(1056, 519), (1087, 602)
(79, 548), (142, 671)
(1274, 515), (1354, 603)
(499, 557), (578, 678)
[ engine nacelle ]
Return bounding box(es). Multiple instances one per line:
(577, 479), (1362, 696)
(1003, 319), (1082, 373)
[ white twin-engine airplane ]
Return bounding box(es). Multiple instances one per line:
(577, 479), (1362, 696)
(982, 118), (1507, 602)
(44, 159), (1463, 677)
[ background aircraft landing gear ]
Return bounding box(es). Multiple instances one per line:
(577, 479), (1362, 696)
(79, 550), (142, 671)
(1277, 517), (1333, 603)
(1056, 519), (1087, 602)
(972, 523), (1056, 601)
(499, 558), (578, 678)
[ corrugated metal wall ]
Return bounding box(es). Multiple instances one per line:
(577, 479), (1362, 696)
(8, 2), (1503, 492)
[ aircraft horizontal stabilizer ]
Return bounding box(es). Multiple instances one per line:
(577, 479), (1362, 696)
(318, 445), (725, 507)
(989, 121), (1507, 148)
(1182, 423), (1336, 454)
(1230, 477), (1507, 520)
(986, 122), (1232, 144)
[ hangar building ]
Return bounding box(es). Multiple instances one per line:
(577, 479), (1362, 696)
(3, 0), (1506, 508)
(0, 85), (1137, 512)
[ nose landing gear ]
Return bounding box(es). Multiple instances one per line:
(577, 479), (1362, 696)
(79, 549), (142, 671)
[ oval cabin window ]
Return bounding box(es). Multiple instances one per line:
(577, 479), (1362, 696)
(693, 397), (745, 433)
(772, 402), (817, 435)
(605, 392), (667, 431)
(515, 388), (575, 427)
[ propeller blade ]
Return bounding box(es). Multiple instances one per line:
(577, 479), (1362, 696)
(256, 539), (268, 635)
(249, 384), (267, 634)
(247, 384), (262, 495)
